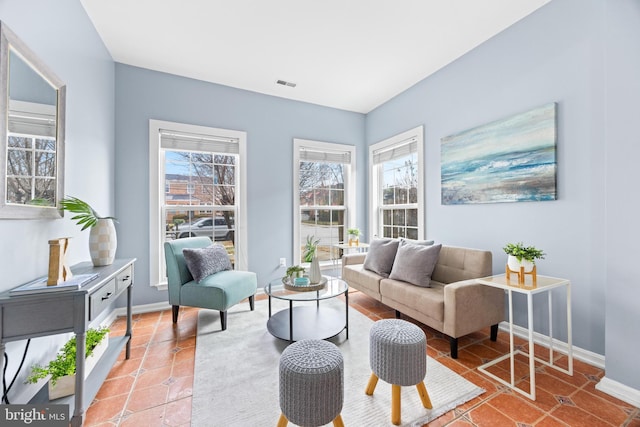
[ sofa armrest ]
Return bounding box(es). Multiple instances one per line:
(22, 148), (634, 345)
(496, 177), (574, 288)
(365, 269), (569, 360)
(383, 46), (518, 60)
(342, 253), (367, 266)
(443, 279), (505, 338)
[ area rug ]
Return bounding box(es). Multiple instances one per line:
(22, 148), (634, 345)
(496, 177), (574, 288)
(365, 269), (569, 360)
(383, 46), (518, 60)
(192, 298), (484, 427)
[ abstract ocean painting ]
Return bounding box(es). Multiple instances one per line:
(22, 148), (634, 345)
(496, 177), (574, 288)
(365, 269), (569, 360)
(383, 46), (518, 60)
(441, 103), (557, 205)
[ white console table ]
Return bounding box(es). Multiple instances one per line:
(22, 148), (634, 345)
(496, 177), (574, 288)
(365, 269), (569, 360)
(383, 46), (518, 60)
(476, 274), (573, 400)
(0, 258), (135, 426)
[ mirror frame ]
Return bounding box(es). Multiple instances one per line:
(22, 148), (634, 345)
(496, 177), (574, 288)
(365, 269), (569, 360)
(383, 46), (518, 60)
(0, 20), (66, 219)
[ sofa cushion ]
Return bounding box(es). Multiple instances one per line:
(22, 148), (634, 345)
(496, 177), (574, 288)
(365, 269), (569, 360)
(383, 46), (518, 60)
(363, 238), (400, 278)
(183, 244), (232, 283)
(389, 243), (442, 287)
(342, 263), (383, 296)
(380, 278), (445, 323)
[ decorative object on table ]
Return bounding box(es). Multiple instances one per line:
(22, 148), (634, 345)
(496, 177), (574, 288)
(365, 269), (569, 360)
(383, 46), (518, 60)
(26, 327), (109, 399)
(347, 227), (360, 246)
(441, 102), (557, 205)
(283, 275), (327, 292)
(60, 196), (118, 266)
(304, 235), (322, 284)
(286, 265), (305, 280)
(47, 237), (73, 285)
(503, 242), (545, 285)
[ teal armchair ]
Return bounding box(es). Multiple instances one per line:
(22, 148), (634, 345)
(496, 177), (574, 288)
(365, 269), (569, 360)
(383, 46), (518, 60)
(164, 236), (257, 330)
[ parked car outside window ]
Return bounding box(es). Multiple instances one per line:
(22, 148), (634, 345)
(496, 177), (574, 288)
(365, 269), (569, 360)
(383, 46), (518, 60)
(175, 217), (234, 241)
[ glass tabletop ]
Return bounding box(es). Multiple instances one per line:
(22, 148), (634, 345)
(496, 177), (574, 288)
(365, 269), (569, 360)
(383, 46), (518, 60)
(265, 276), (348, 302)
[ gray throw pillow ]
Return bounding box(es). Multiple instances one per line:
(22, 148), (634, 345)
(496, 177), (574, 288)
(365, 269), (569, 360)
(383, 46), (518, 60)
(183, 244), (232, 283)
(389, 243), (442, 287)
(363, 238), (400, 278)
(399, 237), (435, 247)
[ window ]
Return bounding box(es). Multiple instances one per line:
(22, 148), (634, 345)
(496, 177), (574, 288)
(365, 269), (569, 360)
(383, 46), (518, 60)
(369, 126), (424, 240)
(293, 139), (356, 265)
(149, 120), (247, 287)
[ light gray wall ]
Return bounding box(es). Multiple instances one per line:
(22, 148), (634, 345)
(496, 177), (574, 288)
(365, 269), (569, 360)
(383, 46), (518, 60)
(603, 0), (640, 390)
(366, 0), (638, 391)
(0, 0), (115, 402)
(114, 64), (366, 306)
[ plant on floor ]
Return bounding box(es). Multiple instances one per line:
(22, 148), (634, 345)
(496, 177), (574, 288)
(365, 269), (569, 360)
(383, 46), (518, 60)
(303, 235), (320, 262)
(60, 196), (117, 230)
(502, 242), (545, 263)
(26, 327), (109, 386)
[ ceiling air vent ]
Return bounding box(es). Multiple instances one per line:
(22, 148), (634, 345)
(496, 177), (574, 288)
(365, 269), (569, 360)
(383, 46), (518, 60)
(276, 79), (297, 88)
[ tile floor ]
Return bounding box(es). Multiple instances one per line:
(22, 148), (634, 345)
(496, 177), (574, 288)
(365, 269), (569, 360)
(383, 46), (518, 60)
(85, 290), (640, 426)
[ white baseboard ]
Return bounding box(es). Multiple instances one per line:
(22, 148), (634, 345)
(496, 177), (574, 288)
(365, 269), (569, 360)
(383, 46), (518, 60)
(110, 301), (172, 320)
(596, 376), (640, 408)
(498, 321), (605, 369)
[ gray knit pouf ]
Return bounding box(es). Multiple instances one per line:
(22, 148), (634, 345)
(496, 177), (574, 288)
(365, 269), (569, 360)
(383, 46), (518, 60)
(370, 319), (427, 386)
(279, 339), (344, 427)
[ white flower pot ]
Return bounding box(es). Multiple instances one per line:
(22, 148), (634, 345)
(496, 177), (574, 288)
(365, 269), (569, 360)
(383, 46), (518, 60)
(507, 255), (534, 273)
(48, 334), (109, 400)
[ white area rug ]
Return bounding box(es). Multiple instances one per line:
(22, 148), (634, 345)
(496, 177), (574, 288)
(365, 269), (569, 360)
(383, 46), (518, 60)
(192, 298), (484, 427)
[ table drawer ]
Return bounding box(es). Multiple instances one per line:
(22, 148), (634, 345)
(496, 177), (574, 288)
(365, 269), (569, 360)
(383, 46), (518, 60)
(89, 278), (116, 321)
(116, 265), (133, 293)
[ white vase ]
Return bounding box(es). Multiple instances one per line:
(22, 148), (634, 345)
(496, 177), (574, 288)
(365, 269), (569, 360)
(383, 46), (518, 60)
(309, 256), (322, 284)
(507, 255), (534, 273)
(89, 218), (117, 266)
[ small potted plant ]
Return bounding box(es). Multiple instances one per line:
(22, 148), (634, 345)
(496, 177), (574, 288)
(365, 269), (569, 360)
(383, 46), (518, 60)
(26, 327), (109, 399)
(286, 265), (305, 280)
(503, 242), (545, 273)
(60, 196), (118, 266)
(347, 227), (360, 246)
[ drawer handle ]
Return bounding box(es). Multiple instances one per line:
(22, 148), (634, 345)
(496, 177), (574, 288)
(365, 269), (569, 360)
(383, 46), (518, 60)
(121, 276), (130, 281)
(101, 292), (113, 301)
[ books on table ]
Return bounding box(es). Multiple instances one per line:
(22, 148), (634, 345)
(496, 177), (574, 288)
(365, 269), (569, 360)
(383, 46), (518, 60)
(10, 273), (100, 296)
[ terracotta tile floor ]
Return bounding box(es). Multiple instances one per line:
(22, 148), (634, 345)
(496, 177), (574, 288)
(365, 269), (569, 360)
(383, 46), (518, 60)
(85, 291), (640, 426)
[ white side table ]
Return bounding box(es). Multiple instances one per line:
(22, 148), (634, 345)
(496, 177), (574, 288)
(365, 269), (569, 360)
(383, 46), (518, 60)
(331, 242), (370, 266)
(476, 274), (573, 400)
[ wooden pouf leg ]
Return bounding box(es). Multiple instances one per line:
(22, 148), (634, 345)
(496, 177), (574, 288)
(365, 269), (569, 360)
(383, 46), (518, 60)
(365, 373), (379, 395)
(333, 414), (345, 427)
(416, 381), (433, 409)
(391, 384), (401, 425)
(277, 413), (288, 427)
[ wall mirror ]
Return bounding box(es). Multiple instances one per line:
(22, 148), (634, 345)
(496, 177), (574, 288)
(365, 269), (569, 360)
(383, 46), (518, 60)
(0, 21), (66, 219)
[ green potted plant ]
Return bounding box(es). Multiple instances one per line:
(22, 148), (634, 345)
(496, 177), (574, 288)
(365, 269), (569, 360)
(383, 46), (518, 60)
(503, 242), (545, 273)
(60, 196), (118, 266)
(347, 227), (360, 246)
(26, 327), (109, 399)
(286, 265), (305, 280)
(303, 235), (320, 263)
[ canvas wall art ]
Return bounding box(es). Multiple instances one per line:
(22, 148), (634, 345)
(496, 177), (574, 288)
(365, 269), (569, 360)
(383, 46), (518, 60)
(441, 102), (557, 205)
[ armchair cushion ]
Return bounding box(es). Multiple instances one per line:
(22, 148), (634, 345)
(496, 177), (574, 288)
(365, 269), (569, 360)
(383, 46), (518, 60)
(183, 244), (232, 283)
(389, 243), (442, 287)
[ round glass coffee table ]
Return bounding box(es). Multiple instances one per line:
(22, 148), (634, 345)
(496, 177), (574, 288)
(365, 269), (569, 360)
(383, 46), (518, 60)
(264, 276), (349, 342)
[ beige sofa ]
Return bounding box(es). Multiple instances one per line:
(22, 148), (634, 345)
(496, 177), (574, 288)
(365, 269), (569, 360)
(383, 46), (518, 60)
(342, 245), (504, 358)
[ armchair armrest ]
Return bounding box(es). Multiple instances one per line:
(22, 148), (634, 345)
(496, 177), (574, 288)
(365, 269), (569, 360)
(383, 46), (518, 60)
(342, 253), (367, 266)
(443, 279), (505, 338)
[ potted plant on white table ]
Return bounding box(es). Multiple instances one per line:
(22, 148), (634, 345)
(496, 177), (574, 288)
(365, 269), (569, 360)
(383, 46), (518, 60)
(503, 242), (545, 275)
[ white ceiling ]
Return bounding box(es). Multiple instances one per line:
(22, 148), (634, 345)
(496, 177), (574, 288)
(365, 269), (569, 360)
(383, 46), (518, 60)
(81, 0), (551, 114)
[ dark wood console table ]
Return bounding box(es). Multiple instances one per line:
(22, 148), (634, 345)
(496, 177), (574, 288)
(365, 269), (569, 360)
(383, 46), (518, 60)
(0, 258), (136, 427)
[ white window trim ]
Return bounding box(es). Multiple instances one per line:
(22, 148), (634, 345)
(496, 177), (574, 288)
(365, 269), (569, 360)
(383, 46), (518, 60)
(149, 119), (248, 289)
(368, 126), (424, 241)
(293, 138), (356, 266)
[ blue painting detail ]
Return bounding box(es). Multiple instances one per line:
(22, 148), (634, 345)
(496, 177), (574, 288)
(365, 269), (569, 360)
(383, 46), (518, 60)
(441, 103), (557, 205)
